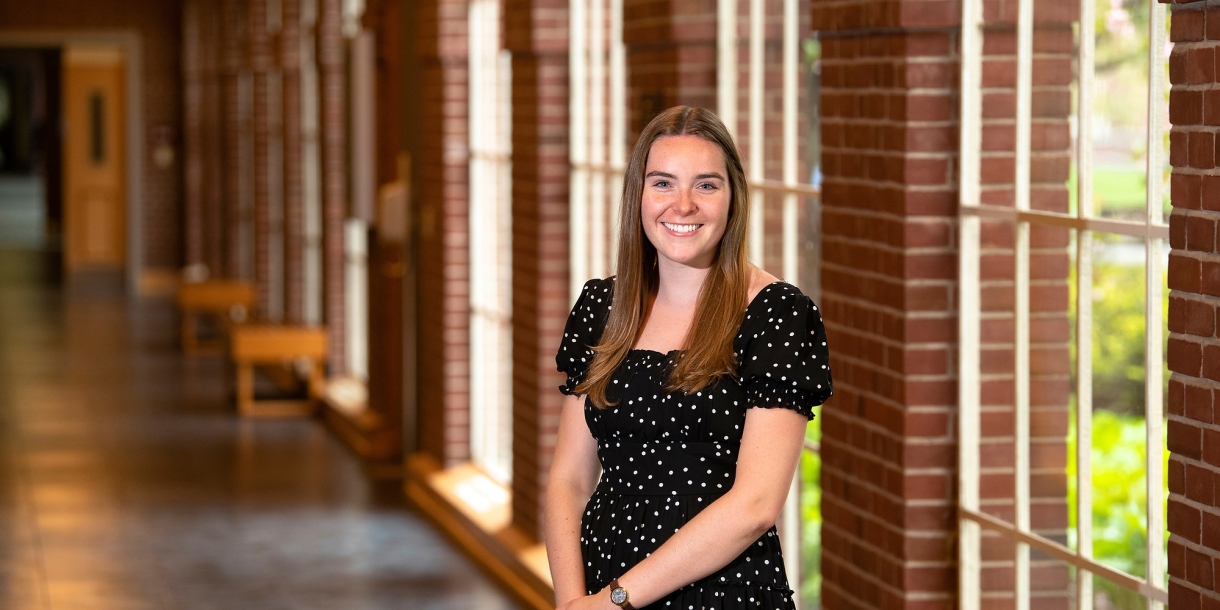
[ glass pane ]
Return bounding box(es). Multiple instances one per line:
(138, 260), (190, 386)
(89, 91), (104, 165)
(1069, 0), (1172, 220)
(1087, 234), (1148, 577)
(799, 422), (821, 609)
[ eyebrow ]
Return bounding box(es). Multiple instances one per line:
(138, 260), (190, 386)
(644, 171), (726, 181)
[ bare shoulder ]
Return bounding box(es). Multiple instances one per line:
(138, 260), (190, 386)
(746, 265), (781, 304)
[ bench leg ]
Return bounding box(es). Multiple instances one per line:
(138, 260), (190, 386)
(236, 362), (255, 416)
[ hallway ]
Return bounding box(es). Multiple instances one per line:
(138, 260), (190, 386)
(0, 254), (520, 610)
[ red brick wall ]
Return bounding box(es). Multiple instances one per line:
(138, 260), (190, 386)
(813, 0), (1073, 606)
(249, 0), (273, 317)
(414, 0), (471, 466)
(222, 0), (247, 280)
(1166, 1), (1220, 606)
(319, 0), (348, 373)
(283, 0), (306, 322)
(0, 0), (184, 270)
(184, 0), (205, 270)
(506, 0), (571, 539)
(815, 28), (963, 609)
(624, 0), (717, 137)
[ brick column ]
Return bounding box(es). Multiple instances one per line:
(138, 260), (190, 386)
(222, 0), (248, 280)
(319, 0), (348, 373)
(183, 0), (205, 272)
(813, 0), (1074, 607)
(623, 0), (716, 138)
(414, 0), (471, 466)
(203, 0), (227, 278)
(506, 0), (570, 540)
(1166, 2), (1220, 606)
(250, 0), (273, 317)
(282, 0), (306, 324)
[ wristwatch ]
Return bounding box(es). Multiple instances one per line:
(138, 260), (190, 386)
(608, 578), (635, 609)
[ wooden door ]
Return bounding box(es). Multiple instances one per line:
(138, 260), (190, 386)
(62, 47), (125, 272)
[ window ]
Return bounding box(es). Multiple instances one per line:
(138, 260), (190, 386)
(568, 0), (626, 300)
(717, 0), (822, 604)
(956, 0), (1169, 605)
(469, 0), (514, 484)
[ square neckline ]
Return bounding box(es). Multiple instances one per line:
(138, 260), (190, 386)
(627, 280), (786, 357)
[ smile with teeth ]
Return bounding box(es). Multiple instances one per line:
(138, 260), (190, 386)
(662, 222), (703, 234)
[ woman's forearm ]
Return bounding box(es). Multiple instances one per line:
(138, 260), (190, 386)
(546, 483), (592, 606)
(611, 491), (774, 607)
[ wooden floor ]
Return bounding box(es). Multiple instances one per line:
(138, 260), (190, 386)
(0, 246), (521, 609)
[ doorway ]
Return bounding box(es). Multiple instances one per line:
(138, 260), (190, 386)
(0, 47), (62, 283)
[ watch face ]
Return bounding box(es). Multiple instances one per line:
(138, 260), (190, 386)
(610, 587), (627, 605)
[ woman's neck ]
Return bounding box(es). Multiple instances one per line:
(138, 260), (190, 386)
(655, 256), (711, 308)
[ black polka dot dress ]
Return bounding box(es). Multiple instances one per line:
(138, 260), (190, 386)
(556, 277), (834, 609)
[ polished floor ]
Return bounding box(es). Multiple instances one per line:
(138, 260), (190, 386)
(0, 250), (521, 609)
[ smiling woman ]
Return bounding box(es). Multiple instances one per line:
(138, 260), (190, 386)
(544, 106), (834, 610)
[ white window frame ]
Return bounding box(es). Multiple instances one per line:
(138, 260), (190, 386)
(717, 0), (819, 599)
(956, 0), (1168, 605)
(469, 0), (514, 485)
(569, 0), (626, 300)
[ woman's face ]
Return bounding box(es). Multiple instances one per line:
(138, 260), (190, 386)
(640, 134), (732, 270)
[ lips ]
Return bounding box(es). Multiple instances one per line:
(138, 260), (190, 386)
(662, 222), (703, 234)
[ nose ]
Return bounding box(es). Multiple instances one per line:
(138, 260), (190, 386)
(672, 187), (696, 216)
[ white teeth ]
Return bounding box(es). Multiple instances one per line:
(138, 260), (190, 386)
(663, 222), (702, 233)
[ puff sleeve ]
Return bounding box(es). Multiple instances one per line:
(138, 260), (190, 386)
(735, 283), (833, 419)
(555, 277), (615, 395)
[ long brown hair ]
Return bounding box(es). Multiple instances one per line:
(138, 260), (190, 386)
(578, 106), (751, 408)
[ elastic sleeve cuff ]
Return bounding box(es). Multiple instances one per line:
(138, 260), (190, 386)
(745, 378), (829, 420)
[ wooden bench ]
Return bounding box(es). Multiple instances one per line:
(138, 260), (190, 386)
(229, 325), (327, 418)
(176, 280), (255, 354)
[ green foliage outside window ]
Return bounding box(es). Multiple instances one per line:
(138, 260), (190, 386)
(800, 423), (821, 609)
(1065, 257), (1169, 608)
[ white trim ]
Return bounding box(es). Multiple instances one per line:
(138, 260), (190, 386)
(589, 0), (607, 279)
(961, 508), (1168, 604)
(746, 0), (764, 267)
(1144, 2), (1167, 605)
(961, 205), (1170, 239)
(716, 0), (737, 138)
(1075, 0), (1096, 603)
(569, 0), (589, 301)
(781, 0), (798, 286)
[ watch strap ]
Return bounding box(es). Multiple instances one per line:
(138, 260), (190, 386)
(608, 578), (636, 610)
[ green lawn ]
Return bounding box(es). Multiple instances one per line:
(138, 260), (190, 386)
(1067, 164), (1171, 216)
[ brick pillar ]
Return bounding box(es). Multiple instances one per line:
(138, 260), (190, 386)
(813, 0), (1074, 607)
(282, 0), (306, 324)
(415, 0), (471, 466)
(623, 0), (716, 138)
(203, 0), (227, 278)
(250, 0), (273, 317)
(222, 0), (248, 280)
(319, 0), (348, 373)
(506, 0), (570, 540)
(184, 0), (206, 272)
(1166, 2), (1220, 606)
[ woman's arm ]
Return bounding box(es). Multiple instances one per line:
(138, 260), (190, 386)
(559, 406), (808, 610)
(546, 393), (603, 606)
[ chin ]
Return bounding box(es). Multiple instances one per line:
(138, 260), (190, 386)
(657, 249), (715, 269)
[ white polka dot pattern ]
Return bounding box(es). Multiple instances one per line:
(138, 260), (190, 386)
(554, 277), (835, 609)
